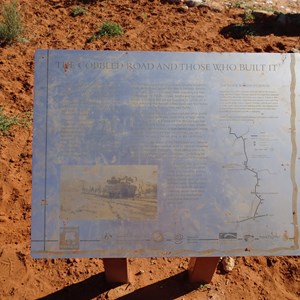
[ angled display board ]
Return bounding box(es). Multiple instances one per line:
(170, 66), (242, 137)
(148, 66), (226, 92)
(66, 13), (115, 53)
(32, 50), (300, 258)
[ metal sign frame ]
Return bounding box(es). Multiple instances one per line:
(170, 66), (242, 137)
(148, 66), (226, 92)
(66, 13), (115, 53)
(31, 50), (300, 258)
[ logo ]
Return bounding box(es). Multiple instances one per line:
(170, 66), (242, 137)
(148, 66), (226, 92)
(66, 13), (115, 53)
(152, 231), (164, 242)
(219, 232), (237, 239)
(59, 227), (80, 250)
(244, 234), (254, 242)
(174, 234), (184, 244)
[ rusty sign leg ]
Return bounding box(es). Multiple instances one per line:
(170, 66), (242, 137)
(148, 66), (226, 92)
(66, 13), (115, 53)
(188, 257), (220, 283)
(103, 258), (130, 283)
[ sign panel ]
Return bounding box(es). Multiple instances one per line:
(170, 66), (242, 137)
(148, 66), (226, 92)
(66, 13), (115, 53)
(31, 50), (300, 258)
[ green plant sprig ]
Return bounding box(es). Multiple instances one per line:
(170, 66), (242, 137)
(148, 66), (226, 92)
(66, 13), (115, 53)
(0, 0), (23, 45)
(70, 6), (87, 17)
(0, 108), (32, 135)
(87, 21), (123, 43)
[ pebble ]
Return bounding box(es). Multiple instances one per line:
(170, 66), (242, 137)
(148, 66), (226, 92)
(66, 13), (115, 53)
(221, 256), (235, 272)
(289, 48), (300, 53)
(185, 0), (205, 7)
(178, 5), (189, 12)
(135, 269), (145, 275)
(252, 9), (275, 19)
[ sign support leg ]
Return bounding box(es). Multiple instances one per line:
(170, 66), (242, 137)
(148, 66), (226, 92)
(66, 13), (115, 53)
(103, 258), (130, 283)
(188, 257), (220, 283)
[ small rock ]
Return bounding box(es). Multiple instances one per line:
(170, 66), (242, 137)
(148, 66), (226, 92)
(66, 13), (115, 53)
(221, 256), (235, 272)
(289, 48), (300, 53)
(135, 269), (144, 275)
(178, 5), (189, 12)
(19, 152), (29, 159)
(185, 0), (205, 7)
(252, 9), (275, 20)
(200, 3), (223, 12)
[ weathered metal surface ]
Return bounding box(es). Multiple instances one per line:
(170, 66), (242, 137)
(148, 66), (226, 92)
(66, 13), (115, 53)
(31, 50), (300, 258)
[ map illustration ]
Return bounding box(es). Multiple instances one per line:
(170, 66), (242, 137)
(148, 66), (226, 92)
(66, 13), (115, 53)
(217, 123), (287, 227)
(226, 126), (270, 222)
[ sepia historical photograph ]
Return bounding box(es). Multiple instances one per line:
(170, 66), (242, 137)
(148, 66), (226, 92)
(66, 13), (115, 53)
(60, 165), (158, 221)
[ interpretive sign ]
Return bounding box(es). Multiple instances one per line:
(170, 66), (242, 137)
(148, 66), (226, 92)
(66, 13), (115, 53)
(31, 50), (300, 258)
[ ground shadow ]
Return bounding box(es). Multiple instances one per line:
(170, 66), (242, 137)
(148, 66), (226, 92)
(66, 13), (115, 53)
(37, 272), (120, 300)
(37, 271), (203, 300)
(220, 13), (300, 38)
(116, 271), (202, 300)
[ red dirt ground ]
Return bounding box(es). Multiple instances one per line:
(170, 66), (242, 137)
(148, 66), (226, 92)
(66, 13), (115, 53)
(0, 0), (299, 299)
